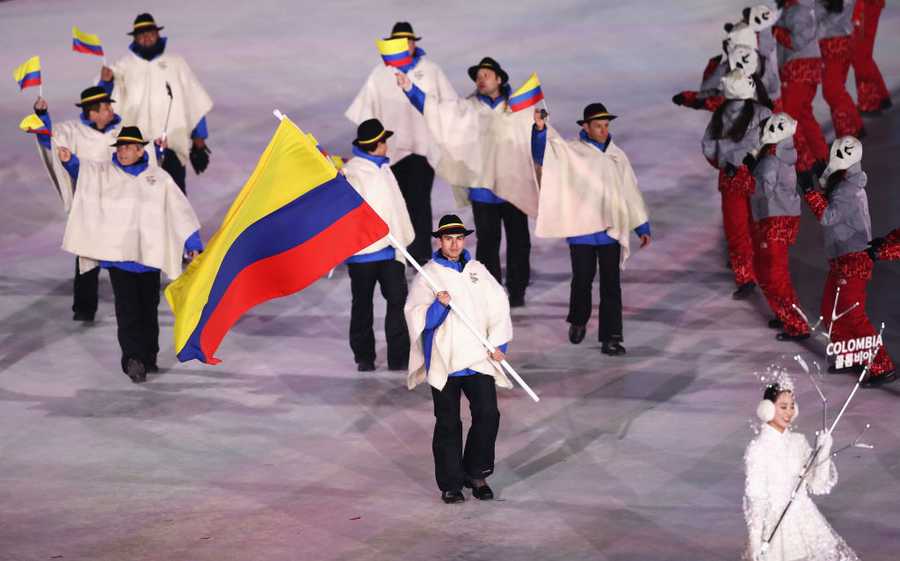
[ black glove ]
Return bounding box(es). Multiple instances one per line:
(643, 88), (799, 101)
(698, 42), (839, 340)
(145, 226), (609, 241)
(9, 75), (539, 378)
(797, 170), (816, 194)
(190, 144), (211, 174)
(826, 0), (844, 13)
(742, 153), (757, 172)
(866, 237), (885, 261)
(672, 93), (685, 106)
(724, 162), (738, 177)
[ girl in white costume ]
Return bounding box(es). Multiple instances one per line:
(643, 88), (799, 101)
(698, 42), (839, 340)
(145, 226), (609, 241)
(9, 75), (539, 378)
(742, 379), (859, 561)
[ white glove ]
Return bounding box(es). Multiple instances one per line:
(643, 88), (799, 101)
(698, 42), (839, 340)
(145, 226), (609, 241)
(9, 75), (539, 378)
(816, 430), (834, 458)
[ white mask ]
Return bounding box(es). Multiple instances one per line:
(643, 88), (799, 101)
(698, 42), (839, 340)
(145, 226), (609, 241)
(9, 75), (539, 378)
(761, 113), (797, 145)
(726, 22), (758, 51)
(747, 5), (776, 32)
(721, 69), (757, 100)
(826, 136), (863, 172)
(728, 45), (759, 76)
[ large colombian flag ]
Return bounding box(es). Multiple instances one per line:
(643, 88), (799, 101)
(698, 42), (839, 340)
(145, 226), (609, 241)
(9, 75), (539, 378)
(376, 37), (413, 68)
(72, 26), (104, 57)
(13, 56), (42, 90)
(165, 116), (388, 364)
(509, 72), (544, 112)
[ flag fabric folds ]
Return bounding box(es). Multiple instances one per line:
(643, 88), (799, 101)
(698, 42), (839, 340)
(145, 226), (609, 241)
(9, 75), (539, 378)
(509, 72), (544, 112)
(376, 38), (413, 68)
(165, 116), (389, 364)
(19, 114), (50, 135)
(72, 26), (104, 56)
(13, 56), (41, 90)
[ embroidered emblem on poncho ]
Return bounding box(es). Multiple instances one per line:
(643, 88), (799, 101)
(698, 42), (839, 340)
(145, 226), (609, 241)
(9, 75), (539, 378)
(469, 272), (479, 284)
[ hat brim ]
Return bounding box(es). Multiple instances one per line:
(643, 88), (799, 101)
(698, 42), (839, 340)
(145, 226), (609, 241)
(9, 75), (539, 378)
(110, 140), (150, 147)
(431, 227), (475, 238)
(127, 25), (164, 36)
(352, 130), (393, 147)
(577, 114), (618, 125)
(467, 65), (509, 86)
(384, 34), (422, 41)
(75, 97), (114, 108)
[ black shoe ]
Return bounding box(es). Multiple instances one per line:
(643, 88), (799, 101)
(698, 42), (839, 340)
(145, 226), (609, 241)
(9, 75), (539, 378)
(357, 362), (375, 372)
(776, 332), (810, 342)
(72, 312), (95, 323)
(509, 294), (525, 308)
(862, 370), (897, 388)
(441, 490), (465, 504)
(732, 282), (756, 300)
(768, 319), (783, 329)
(125, 358), (146, 384)
(568, 324), (586, 344)
(464, 480), (494, 501)
(601, 341), (627, 356)
(145, 363), (160, 374)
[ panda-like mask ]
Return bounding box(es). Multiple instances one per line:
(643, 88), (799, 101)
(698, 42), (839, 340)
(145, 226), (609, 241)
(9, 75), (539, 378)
(761, 113), (797, 145)
(725, 22), (758, 51)
(747, 5), (776, 32)
(721, 69), (757, 100)
(728, 45), (759, 76)
(820, 136), (863, 184)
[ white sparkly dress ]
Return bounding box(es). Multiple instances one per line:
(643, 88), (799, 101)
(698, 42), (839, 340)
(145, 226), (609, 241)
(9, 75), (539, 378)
(742, 424), (860, 561)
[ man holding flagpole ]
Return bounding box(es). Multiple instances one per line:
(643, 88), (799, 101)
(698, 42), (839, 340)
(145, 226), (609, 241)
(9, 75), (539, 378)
(99, 13), (213, 194)
(405, 214), (512, 504)
(346, 22), (457, 265)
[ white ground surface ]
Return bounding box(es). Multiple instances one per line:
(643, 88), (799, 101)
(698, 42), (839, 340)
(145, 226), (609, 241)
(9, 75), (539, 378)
(1, 1), (898, 560)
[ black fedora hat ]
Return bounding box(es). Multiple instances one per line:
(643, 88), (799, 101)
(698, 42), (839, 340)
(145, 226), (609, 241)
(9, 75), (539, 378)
(467, 57), (509, 86)
(127, 13), (164, 36)
(577, 102), (618, 125)
(75, 86), (114, 108)
(352, 118), (393, 148)
(385, 21), (421, 41)
(110, 126), (150, 147)
(431, 214), (474, 238)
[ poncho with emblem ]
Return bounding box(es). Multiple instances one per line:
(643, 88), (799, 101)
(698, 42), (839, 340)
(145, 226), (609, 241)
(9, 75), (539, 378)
(535, 128), (649, 266)
(62, 160), (200, 280)
(341, 156), (415, 264)
(405, 257), (513, 391)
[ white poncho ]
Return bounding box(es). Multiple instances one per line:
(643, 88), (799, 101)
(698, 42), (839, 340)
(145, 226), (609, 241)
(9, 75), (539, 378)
(62, 159), (200, 280)
(405, 257), (513, 391)
(108, 50), (213, 166)
(536, 128), (649, 266)
(341, 156), (415, 264)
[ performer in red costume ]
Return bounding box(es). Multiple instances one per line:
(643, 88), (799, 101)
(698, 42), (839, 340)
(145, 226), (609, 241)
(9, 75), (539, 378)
(851, 0), (892, 114)
(815, 0), (865, 137)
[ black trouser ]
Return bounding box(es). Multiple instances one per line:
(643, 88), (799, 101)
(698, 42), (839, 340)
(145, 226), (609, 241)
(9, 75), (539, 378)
(567, 243), (623, 343)
(162, 148), (187, 194)
(348, 259), (410, 369)
(391, 154), (434, 264)
(430, 374), (500, 492)
(471, 201), (531, 299)
(72, 258), (99, 318)
(108, 268), (161, 372)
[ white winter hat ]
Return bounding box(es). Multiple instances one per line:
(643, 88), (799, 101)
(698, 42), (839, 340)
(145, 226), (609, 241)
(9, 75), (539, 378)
(761, 113), (797, 145)
(747, 5), (777, 32)
(728, 45), (759, 77)
(726, 22), (758, 50)
(721, 69), (757, 100)
(821, 136), (863, 184)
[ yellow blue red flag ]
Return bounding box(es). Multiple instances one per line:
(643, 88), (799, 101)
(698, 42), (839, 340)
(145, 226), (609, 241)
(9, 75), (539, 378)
(13, 56), (41, 90)
(165, 117), (389, 364)
(376, 38), (413, 68)
(19, 113), (51, 135)
(72, 26), (104, 57)
(509, 72), (544, 112)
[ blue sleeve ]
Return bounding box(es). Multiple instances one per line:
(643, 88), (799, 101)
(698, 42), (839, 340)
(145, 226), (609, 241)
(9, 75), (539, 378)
(62, 153), (80, 182)
(184, 230), (204, 252)
(191, 116), (208, 139)
(36, 112), (52, 150)
(424, 298), (450, 330)
(634, 221), (651, 238)
(497, 343), (508, 354)
(531, 125), (547, 165)
(97, 79), (114, 95)
(405, 84), (426, 114)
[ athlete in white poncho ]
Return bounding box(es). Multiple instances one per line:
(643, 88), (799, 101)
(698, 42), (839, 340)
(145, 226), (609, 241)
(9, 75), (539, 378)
(99, 12), (213, 193)
(405, 215), (512, 504)
(57, 126), (201, 384)
(341, 119), (415, 372)
(345, 22), (457, 264)
(531, 103), (650, 354)
(397, 57), (537, 307)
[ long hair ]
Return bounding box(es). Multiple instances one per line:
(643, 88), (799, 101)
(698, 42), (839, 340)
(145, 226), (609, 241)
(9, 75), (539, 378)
(711, 99), (757, 142)
(825, 169), (847, 198)
(754, 58), (774, 110)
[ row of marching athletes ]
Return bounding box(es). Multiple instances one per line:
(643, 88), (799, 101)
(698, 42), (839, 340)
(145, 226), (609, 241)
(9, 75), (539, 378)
(674, 3), (895, 386)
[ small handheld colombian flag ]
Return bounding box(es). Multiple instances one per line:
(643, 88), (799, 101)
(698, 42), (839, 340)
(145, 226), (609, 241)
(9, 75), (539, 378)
(509, 72), (544, 112)
(13, 56), (42, 91)
(376, 37), (413, 68)
(72, 26), (104, 57)
(165, 115), (389, 364)
(19, 114), (50, 136)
